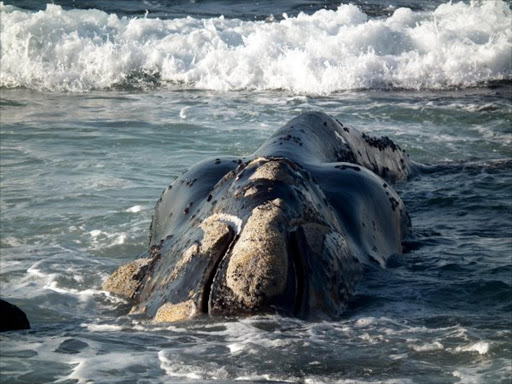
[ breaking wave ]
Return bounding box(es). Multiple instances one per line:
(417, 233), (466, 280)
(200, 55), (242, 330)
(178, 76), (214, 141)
(0, 1), (511, 93)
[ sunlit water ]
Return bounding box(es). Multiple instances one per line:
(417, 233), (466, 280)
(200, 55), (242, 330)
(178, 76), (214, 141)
(1, 1), (512, 383)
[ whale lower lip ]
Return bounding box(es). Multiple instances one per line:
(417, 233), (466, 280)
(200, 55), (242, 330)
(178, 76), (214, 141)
(201, 234), (240, 315)
(289, 229), (306, 317)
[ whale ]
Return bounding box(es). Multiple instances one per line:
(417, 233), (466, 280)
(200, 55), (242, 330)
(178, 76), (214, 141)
(103, 112), (416, 322)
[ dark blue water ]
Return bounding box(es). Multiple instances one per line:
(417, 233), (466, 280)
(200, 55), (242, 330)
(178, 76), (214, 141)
(1, 1), (511, 383)
(2, 0), (451, 20)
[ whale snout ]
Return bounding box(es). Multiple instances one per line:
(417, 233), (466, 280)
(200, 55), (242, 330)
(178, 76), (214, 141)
(104, 158), (362, 322)
(148, 158), (365, 321)
(208, 198), (297, 316)
(204, 198), (363, 319)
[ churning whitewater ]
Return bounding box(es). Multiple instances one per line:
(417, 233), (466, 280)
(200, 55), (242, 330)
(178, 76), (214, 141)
(1, 0), (511, 93)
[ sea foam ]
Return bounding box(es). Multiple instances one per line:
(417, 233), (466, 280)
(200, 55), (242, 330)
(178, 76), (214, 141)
(0, 1), (511, 93)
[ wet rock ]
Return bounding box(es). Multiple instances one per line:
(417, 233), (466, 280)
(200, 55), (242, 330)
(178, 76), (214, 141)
(0, 299), (30, 332)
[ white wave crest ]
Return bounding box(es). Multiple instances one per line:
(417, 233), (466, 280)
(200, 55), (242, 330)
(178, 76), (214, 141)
(455, 341), (490, 355)
(0, 1), (511, 93)
(125, 205), (143, 213)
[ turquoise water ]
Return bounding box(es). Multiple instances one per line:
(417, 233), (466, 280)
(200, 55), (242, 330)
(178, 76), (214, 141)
(1, 1), (512, 383)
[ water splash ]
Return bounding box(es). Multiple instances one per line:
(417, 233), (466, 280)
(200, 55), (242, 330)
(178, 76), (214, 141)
(1, 1), (511, 93)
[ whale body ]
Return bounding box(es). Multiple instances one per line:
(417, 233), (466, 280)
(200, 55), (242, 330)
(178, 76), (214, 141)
(103, 112), (415, 322)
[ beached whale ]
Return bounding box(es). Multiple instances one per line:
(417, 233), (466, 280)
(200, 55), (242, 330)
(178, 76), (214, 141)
(103, 112), (416, 322)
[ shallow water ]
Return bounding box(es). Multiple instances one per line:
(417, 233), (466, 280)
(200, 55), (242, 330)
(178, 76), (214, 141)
(1, 1), (512, 383)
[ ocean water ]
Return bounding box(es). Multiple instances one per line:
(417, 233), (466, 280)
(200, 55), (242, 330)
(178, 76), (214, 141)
(0, 1), (511, 383)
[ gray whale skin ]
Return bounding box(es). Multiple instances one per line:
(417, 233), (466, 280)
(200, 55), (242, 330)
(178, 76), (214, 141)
(103, 112), (415, 323)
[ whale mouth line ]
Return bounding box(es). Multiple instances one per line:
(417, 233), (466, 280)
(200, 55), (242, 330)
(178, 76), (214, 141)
(289, 229), (306, 317)
(199, 230), (306, 318)
(201, 233), (240, 315)
(198, 229), (306, 317)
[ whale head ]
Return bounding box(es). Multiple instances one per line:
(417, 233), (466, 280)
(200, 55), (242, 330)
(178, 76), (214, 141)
(103, 112), (411, 322)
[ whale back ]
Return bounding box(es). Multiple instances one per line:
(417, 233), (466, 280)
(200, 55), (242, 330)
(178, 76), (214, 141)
(255, 111), (416, 182)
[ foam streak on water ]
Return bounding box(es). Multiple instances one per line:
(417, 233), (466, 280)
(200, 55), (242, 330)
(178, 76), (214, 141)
(1, 1), (511, 93)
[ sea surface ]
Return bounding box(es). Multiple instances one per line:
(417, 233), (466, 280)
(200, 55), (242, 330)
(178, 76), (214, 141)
(1, 1), (511, 383)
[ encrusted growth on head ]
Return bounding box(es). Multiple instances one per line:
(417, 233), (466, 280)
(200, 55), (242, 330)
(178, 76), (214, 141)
(154, 300), (197, 323)
(225, 198), (289, 307)
(102, 245), (161, 299)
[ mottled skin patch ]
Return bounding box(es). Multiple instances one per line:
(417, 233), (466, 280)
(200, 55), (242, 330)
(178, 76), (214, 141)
(243, 186), (259, 197)
(249, 160), (296, 184)
(102, 258), (152, 299)
(169, 244), (199, 282)
(226, 199), (288, 307)
(104, 112), (416, 323)
(154, 300), (197, 323)
(199, 217), (236, 252)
